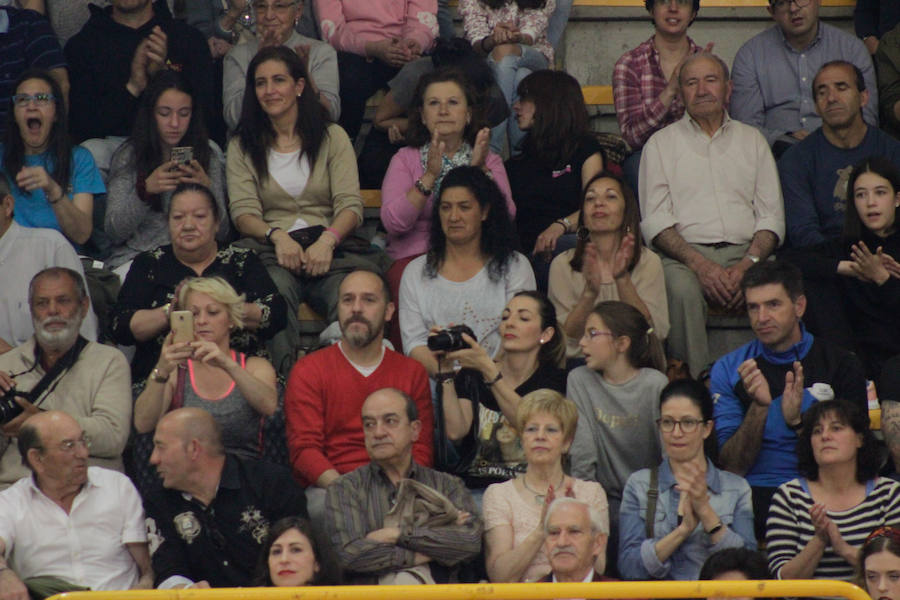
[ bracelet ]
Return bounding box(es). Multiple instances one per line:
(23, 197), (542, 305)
(554, 220), (568, 233)
(325, 227), (342, 244)
(484, 370), (503, 386)
(705, 521), (724, 535)
(150, 367), (169, 383)
(414, 177), (433, 196)
(162, 302), (172, 319)
(265, 226), (281, 244)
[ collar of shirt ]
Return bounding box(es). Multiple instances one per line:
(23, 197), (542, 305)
(180, 455), (233, 504)
(370, 459), (420, 485)
(777, 19), (823, 53)
(551, 568), (595, 583)
(26, 466), (101, 503)
(658, 457), (723, 494)
(685, 110), (733, 140)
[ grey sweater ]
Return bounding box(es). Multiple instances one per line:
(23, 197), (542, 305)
(567, 366), (667, 509)
(103, 140), (229, 269)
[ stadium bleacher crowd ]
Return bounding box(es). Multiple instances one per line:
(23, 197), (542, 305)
(5, 0), (900, 596)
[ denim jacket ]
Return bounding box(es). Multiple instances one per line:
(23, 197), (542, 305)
(618, 458), (756, 580)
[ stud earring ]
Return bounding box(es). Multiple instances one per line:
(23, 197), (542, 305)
(539, 338), (545, 344)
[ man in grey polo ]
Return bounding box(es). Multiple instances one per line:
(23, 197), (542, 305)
(731, 0), (876, 156)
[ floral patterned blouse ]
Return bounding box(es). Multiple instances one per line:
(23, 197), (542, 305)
(111, 244), (287, 389)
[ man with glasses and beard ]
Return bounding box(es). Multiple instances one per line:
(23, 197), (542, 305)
(285, 268), (433, 522)
(0, 267), (131, 488)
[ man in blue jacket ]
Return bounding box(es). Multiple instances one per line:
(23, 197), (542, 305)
(710, 260), (867, 539)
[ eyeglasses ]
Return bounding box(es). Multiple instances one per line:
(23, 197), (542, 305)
(771, 0), (810, 11)
(57, 436), (91, 453)
(581, 328), (615, 341)
(12, 93), (56, 108)
(656, 418), (705, 433)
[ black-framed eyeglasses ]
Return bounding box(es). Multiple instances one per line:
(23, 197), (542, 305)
(771, 0), (810, 11)
(656, 417), (705, 433)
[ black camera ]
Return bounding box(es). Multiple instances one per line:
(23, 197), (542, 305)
(427, 325), (477, 352)
(0, 387), (26, 425)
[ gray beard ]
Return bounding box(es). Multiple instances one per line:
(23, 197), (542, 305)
(33, 316), (81, 352)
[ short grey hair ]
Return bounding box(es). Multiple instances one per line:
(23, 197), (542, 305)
(28, 267), (88, 306)
(678, 52), (731, 86)
(543, 497), (608, 536)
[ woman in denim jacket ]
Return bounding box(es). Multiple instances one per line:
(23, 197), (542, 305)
(618, 379), (756, 580)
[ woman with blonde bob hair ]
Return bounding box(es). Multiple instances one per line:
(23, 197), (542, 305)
(483, 389), (609, 582)
(134, 276), (278, 458)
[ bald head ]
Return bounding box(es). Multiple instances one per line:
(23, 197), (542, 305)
(19, 411), (89, 489)
(158, 408), (224, 455)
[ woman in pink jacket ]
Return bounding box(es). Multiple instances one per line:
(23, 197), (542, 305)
(380, 68), (515, 351)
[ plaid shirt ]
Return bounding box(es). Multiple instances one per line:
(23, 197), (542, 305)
(612, 36), (700, 150)
(326, 461), (483, 584)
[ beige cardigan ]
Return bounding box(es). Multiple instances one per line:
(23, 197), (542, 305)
(226, 123), (363, 231)
(548, 247), (671, 358)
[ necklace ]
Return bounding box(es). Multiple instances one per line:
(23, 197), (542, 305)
(521, 472), (566, 505)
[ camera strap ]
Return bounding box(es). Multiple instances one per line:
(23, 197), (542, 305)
(26, 336), (89, 407)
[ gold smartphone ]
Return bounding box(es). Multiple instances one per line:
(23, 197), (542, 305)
(170, 310), (194, 344)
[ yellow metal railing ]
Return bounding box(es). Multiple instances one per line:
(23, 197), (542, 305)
(49, 579), (872, 600)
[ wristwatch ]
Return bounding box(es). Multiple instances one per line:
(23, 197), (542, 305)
(746, 254), (760, 264)
(265, 226), (281, 244)
(150, 367), (169, 383)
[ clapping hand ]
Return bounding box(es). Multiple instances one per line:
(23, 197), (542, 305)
(850, 241), (891, 284)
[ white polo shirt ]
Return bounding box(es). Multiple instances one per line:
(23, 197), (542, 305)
(0, 467), (147, 590)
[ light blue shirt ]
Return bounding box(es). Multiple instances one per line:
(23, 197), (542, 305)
(618, 458), (756, 580)
(731, 22), (878, 146)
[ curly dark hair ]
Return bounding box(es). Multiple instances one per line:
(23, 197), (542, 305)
(569, 171), (642, 273)
(796, 399), (880, 483)
(3, 69), (72, 194)
(236, 46), (330, 183)
(425, 166), (517, 281)
(129, 70), (210, 212)
(254, 517), (327, 586)
(405, 67), (485, 148)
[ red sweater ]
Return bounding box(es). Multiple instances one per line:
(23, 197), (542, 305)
(285, 343), (433, 486)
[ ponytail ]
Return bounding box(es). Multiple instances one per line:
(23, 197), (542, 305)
(591, 301), (666, 373)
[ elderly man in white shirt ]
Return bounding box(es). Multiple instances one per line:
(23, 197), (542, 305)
(639, 52), (785, 378)
(0, 411), (151, 600)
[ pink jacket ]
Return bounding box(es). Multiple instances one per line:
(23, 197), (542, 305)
(314, 0), (438, 57)
(380, 146), (516, 260)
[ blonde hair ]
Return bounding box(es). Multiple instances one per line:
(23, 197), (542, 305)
(516, 389), (579, 442)
(177, 276), (246, 329)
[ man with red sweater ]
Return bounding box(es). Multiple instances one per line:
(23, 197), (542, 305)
(285, 269), (433, 516)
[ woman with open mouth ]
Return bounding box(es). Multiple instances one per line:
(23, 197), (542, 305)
(786, 156), (900, 380)
(1, 69), (103, 248)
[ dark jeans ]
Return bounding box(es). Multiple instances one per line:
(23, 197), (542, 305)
(337, 51), (400, 141)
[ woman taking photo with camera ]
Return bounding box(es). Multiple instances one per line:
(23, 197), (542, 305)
(400, 165), (535, 376)
(436, 291), (565, 490)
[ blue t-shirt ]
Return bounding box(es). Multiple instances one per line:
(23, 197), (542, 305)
(0, 144), (105, 236)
